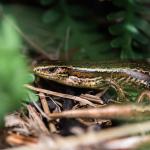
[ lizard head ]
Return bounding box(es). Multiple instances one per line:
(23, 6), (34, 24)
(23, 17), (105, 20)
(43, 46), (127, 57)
(33, 65), (71, 84)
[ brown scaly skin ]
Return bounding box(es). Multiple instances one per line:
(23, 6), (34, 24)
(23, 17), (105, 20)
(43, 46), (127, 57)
(33, 62), (150, 102)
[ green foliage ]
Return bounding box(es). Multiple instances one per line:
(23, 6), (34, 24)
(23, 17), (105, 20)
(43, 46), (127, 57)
(3, 1), (150, 60)
(4, 4), (60, 58)
(108, 0), (150, 59)
(40, 0), (150, 60)
(40, 0), (114, 60)
(24, 90), (39, 103)
(0, 16), (28, 122)
(25, 74), (39, 103)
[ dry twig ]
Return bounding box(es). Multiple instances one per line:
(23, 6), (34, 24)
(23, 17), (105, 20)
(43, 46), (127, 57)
(47, 105), (150, 120)
(39, 93), (51, 115)
(24, 84), (96, 107)
(26, 105), (50, 135)
(4, 121), (150, 150)
(80, 94), (104, 104)
(6, 134), (38, 146)
(39, 93), (57, 133)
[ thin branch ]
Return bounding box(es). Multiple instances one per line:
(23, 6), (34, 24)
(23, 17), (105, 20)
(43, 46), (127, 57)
(39, 93), (51, 115)
(32, 100), (49, 120)
(6, 133), (38, 145)
(24, 84), (96, 107)
(26, 105), (50, 135)
(39, 93), (57, 133)
(47, 105), (150, 120)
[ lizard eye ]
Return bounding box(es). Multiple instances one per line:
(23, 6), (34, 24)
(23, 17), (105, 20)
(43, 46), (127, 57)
(48, 67), (56, 73)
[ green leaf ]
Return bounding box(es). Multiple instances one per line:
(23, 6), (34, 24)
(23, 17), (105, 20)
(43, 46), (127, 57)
(0, 17), (21, 51)
(133, 17), (150, 37)
(133, 32), (149, 45)
(111, 37), (123, 48)
(27, 73), (35, 83)
(24, 90), (39, 103)
(120, 48), (143, 59)
(0, 16), (28, 123)
(125, 23), (138, 34)
(109, 23), (124, 35)
(135, 5), (150, 15)
(107, 11), (125, 21)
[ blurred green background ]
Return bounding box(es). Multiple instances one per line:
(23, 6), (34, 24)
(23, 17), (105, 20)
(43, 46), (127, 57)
(2, 0), (150, 61)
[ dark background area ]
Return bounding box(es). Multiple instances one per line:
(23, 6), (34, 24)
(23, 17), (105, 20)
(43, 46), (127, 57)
(1, 0), (150, 61)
